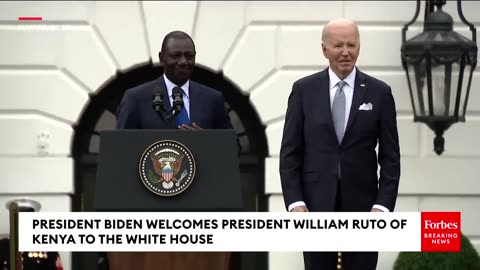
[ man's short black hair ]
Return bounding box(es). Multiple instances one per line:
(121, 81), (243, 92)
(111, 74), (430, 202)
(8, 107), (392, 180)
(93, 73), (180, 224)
(161, 31), (195, 53)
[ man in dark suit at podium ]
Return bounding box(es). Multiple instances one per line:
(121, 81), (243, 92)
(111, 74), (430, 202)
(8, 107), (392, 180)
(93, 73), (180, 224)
(279, 18), (401, 270)
(112, 31), (239, 270)
(116, 30), (232, 130)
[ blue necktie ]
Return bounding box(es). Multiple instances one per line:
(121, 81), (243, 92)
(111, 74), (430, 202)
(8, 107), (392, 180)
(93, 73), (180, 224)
(175, 91), (190, 127)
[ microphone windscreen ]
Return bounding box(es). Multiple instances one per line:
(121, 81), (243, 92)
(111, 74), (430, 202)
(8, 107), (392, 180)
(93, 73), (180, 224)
(172, 86), (183, 96)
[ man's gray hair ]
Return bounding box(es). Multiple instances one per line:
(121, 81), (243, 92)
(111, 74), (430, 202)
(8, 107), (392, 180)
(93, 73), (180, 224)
(321, 18), (360, 43)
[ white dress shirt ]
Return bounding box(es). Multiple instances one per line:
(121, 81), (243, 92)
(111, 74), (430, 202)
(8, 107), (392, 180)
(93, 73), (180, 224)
(287, 67), (389, 213)
(163, 74), (191, 118)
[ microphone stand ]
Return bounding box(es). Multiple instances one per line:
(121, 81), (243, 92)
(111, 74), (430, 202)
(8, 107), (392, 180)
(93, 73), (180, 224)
(166, 107), (180, 121)
(167, 99), (183, 122)
(154, 106), (181, 128)
(153, 89), (183, 126)
(154, 108), (170, 126)
(169, 87), (185, 123)
(152, 96), (170, 127)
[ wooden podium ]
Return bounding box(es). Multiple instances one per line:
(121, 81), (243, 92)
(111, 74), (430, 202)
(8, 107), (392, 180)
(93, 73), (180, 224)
(95, 130), (243, 270)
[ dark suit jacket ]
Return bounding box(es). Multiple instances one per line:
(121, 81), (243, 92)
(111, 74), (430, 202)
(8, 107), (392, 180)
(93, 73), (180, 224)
(279, 67), (400, 212)
(116, 76), (232, 130)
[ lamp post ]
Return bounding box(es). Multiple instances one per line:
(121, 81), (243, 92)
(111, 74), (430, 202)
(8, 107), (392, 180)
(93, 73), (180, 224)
(6, 199), (41, 270)
(401, 0), (477, 155)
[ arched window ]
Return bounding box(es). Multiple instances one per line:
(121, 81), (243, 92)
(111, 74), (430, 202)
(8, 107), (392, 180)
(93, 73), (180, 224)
(71, 62), (268, 270)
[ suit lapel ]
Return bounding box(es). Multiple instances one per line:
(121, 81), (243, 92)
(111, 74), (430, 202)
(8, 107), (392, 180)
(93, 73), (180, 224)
(188, 82), (201, 124)
(316, 70), (336, 136)
(158, 76), (177, 128)
(156, 76), (172, 112)
(344, 69), (368, 137)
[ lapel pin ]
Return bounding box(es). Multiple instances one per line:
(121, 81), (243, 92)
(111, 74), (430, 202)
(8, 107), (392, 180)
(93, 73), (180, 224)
(360, 84), (365, 87)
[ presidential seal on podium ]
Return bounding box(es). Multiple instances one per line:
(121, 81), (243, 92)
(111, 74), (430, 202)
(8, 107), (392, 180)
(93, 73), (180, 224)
(139, 140), (196, 196)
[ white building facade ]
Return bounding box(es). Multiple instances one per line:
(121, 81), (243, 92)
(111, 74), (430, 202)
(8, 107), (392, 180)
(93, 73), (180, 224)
(1, 1), (479, 269)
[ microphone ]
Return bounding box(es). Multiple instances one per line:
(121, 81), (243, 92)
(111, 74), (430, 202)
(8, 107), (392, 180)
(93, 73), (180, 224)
(152, 87), (164, 112)
(172, 86), (184, 113)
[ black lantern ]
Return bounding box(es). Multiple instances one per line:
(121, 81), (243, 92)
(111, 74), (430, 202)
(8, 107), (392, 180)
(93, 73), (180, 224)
(401, 0), (477, 155)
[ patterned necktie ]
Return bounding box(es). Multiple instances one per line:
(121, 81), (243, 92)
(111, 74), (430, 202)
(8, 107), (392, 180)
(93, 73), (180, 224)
(175, 90), (190, 127)
(332, 81), (346, 143)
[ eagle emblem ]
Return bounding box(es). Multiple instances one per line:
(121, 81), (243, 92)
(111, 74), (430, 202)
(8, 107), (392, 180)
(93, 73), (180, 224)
(139, 140), (195, 196)
(151, 153), (187, 189)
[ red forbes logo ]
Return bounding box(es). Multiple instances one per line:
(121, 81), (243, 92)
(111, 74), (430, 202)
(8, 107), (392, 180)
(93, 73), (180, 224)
(421, 212), (461, 252)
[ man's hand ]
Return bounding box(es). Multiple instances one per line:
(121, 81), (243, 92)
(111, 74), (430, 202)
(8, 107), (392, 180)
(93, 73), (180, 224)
(290, 206), (309, 212)
(179, 122), (203, 130)
(371, 208), (384, 212)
